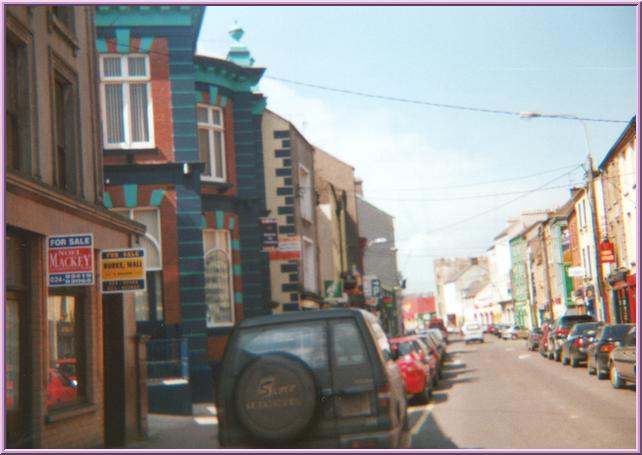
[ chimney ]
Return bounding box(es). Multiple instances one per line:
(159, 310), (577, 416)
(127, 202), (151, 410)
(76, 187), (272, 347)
(354, 179), (364, 196)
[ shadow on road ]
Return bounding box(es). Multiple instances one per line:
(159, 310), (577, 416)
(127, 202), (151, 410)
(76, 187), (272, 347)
(413, 413), (459, 449)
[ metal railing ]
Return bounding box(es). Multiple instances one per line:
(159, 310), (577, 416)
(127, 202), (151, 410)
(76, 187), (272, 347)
(146, 338), (189, 381)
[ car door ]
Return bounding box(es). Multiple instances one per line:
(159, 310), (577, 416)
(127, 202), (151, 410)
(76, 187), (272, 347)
(621, 328), (636, 380)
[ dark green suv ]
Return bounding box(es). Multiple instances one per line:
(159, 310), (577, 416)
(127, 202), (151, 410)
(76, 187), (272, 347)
(215, 308), (410, 449)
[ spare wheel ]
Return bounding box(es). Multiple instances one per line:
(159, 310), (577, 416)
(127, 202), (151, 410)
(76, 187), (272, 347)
(234, 352), (318, 443)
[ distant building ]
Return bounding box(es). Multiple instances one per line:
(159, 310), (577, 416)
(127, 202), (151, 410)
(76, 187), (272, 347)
(402, 294), (436, 332)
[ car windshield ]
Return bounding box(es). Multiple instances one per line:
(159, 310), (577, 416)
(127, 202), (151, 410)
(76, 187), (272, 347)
(600, 324), (634, 341)
(465, 324), (481, 331)
(391, 341), (415, 356)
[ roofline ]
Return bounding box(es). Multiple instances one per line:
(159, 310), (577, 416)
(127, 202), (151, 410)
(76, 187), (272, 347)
(264, 109), (315, 151)
(598, 116), (636, 170)
(356, 195), (395, 220)
(313, 146), (356, 171)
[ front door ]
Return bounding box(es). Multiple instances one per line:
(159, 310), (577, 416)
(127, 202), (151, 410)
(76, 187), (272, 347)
(103, 294), (126, 447)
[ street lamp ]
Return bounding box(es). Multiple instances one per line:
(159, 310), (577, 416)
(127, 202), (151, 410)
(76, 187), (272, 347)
(520, 111), (607, 322)
(367, 237), (388, 247)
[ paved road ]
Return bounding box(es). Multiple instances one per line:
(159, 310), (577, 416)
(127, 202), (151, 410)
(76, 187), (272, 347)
(408, 335), (637, 449)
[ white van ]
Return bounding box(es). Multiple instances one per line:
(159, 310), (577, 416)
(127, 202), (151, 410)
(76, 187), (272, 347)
(462, 322), (484, 344)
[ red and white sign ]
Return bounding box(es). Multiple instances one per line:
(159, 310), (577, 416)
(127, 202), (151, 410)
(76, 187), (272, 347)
(269, 235), (301, 261)
(599, 242), (615, 264)
(47, 234), (94, 287)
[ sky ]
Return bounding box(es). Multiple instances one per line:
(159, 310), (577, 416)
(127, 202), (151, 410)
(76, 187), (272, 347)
(197, 5), (637, 294)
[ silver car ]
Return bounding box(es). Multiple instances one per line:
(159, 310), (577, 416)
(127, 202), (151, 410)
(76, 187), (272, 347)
(501, 325), (529, 340)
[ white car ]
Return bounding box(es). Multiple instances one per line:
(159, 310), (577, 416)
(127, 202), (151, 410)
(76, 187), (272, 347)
(462, 322), (484, 344)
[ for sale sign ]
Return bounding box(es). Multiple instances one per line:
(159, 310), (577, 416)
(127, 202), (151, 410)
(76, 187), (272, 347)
(101, 248), (146, 293)
(47, 234), (94, 287)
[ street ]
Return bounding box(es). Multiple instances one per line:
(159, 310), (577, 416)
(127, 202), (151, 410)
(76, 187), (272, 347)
(408, 335), (637, 449)
(127, 334), (636, 450)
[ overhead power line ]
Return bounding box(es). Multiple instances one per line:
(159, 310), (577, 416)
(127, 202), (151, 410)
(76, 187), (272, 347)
(264, 75), (630, 124)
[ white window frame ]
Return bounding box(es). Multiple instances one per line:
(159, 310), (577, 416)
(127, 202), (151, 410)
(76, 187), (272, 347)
(99, 54), (155, 150)
(302, 235), (317, 293)
(298, 164), (313, 222)
(203, 229), (234, 327)
(197, 104), (226, 183)
(114, 207), (163, 269)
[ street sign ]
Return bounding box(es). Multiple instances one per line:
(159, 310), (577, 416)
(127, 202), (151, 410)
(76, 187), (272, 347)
(363, 275), (375, 298)
(599, 242), (615, 264)
(324, 280), (343, 298)
(47, 234), (94, 287)
(567, 266), (586, 277)
(269, 235), (301, 261)
(371, 279), (381, 298)
(259, 218), (279, 252)
(100, 248), (146, 293)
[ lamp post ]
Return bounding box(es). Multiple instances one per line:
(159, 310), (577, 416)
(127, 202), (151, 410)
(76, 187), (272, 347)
(520, 112), (608, 322)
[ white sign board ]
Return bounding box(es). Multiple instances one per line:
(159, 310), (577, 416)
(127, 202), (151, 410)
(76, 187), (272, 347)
(567, 266), (586, 278)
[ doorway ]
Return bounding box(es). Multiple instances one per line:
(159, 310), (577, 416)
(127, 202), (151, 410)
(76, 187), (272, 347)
(102, 294), (125, 447)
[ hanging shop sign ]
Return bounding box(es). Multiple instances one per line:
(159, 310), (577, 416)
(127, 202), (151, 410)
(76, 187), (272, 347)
(371, 279), (382, 298)
(599, 242), (615, 264)
(269, 235), (301, 261)
(47, 234), (94, 287)
(324, 280), (343, 298)
(100, 248), (146, 293)
(259, 218), (279, 252)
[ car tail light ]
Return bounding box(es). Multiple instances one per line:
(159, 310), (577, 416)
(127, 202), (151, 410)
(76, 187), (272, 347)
(377, 382), (391, 413)
(600, 344), (616, 353)
(573, 338), (583, 347)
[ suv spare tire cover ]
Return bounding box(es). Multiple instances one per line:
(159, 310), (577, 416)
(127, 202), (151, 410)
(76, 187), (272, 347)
(235, 352), (318, 442)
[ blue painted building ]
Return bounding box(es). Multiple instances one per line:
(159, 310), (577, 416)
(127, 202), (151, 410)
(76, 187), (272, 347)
(95, 6), (270, 404)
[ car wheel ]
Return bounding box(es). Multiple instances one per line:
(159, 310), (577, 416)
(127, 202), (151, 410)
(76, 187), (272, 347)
(234, 352), (318, 443)
(597, 368), (608, 380)
(570, 357), (579, 368)
(562, 354), (569, 366)
(554, 350), (561, 362)
(610, 363), (625, 389)
(417, 379), (431, 404)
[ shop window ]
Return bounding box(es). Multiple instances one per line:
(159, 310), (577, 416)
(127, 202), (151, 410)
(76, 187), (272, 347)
(197, 105), (226, 182)
(47, 289), (86, 410)
(5, 35), (31, 173)
(203, 229), (233, 327)
(100, 54), (154, 149)
(114, 208), (163, 321)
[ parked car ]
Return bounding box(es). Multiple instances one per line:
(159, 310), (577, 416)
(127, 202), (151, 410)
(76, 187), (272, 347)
(587, 323), (635, 380)
(416, 333), (443, 372)
(494, 323), (510, 338)
(419, 328), (447, 361)
(609, 326), (636, 389)
(559, 322), (603, 367)
(526, 327), (543, 351)
(47, 367), (78, 406)
(485, 323), (497, 335)
(501, 325), (529, 340)
(390, 336), (436, 402)
(215, 308), (410, 449)
(462, 322), (484, 344)
(547, 314), (595, 361)
(425, 318), (449, 343)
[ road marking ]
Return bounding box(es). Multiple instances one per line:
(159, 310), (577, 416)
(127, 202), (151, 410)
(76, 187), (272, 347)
(194, 416), (218, 426)
(518, 354), (531, 360)
(410, 404), (433, 435)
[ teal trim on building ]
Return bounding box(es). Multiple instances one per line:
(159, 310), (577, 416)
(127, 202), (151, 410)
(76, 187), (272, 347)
(234, 292), (243, 303)
(103, 192), (113, 208)
(123, 184), (138, 208)
(228, 217), (235, 230)
(149, 189), (165, 206)
(115, 29), (130, 53)
(96, 6), (201, 27)
(96, 38), (108, 53)
(219, 96), (228, 108)
(233, 264), (242, 276)
(231, 239), (240, 250)
(201, 215), (208, 229)
(139, 36), (154, 53)
(209, 86), (218, 104)
(195, 91), (203, 103)
(251, 97), (267, 115)
(194, 67), (257, 93)
(216, 211), (225, 229)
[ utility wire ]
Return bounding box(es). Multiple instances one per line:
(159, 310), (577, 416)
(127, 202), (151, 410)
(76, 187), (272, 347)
(264, 75), (631, 124)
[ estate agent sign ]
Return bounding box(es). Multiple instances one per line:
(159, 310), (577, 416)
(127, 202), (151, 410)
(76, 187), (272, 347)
(47, 234), (94, 287)
(101, 248), (146, 293)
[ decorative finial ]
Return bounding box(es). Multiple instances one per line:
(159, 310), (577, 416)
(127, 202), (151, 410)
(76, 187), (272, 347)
(228, 21), (244, 43)
(226, 20), (254, 67)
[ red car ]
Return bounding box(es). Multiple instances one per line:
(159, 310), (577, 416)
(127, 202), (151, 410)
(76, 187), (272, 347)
(390, 336), (435, 404)
(47, 368), (77, 406)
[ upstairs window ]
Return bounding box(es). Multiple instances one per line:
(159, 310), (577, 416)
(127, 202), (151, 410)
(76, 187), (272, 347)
(197, 105), (226, 182)
(298, 164), (313, 222)
(99, 55), (154, 149)
(5, 36), (31, 173)
(53, 72), (77, 193)
(51, 6), (75, 34)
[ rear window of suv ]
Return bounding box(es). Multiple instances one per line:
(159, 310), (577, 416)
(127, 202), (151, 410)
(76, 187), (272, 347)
(236, 321), (328, 370)
(558, 315), (594, 329)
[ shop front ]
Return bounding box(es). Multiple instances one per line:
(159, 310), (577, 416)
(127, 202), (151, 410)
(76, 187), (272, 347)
(608, 270), (636, 323)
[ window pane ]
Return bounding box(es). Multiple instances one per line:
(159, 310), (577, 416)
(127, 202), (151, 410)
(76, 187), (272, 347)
(129, 83), (149, 143)
(105, 84), (124, 143)
(205, 249), (232, 326)
(127, 56), (146, 77)
(154, 271), (164, 321)
(102, 57), (122, 77)
(203, 230), (215, 255)
(198, 128), (211, 176)
(215, 230), (229, 253)
(211, 109), (222, 126)
(6, 298), (20, 411)
(197, 107), (208, 124)
(133, 209), (159, 240)
(138, 235), (160, 270)
(134, 288), (150, 321)
(213, 131), (224, 179)
(47, 294), (82, 409)
(333, 320), (366, 366)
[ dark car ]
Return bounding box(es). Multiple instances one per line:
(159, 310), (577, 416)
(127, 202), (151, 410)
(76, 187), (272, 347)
(526, 327), (543, 351)
(587, 323), (635, 379)
(215, 308), (410, 449)
(609, 326), (636, 389)
(560, 322), (603, 367)
(547, 314), (595, 361)
(419, 329), (447, 361)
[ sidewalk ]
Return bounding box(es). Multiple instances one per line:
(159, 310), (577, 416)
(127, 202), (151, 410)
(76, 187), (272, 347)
(125, 404), (220, 449)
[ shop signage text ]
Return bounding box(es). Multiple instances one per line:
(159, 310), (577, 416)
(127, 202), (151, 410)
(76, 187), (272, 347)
(47, 234), (94, 287)
(100, 248), (146, 293)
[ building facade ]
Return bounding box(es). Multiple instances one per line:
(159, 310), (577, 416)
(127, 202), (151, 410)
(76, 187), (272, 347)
(6, 6), (146, 448)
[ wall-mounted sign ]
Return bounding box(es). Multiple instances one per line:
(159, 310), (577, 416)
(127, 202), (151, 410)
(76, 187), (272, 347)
(100, 248), (146, 293)
(371, 279), (382, 298)
(599, 242), (615, 264)
(260, 218), (279, 252)
(47, 234), (94, 287)
(324, 280), (343, 298)
(567, 266), (586, 278)
(269, 235), (301, 261)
